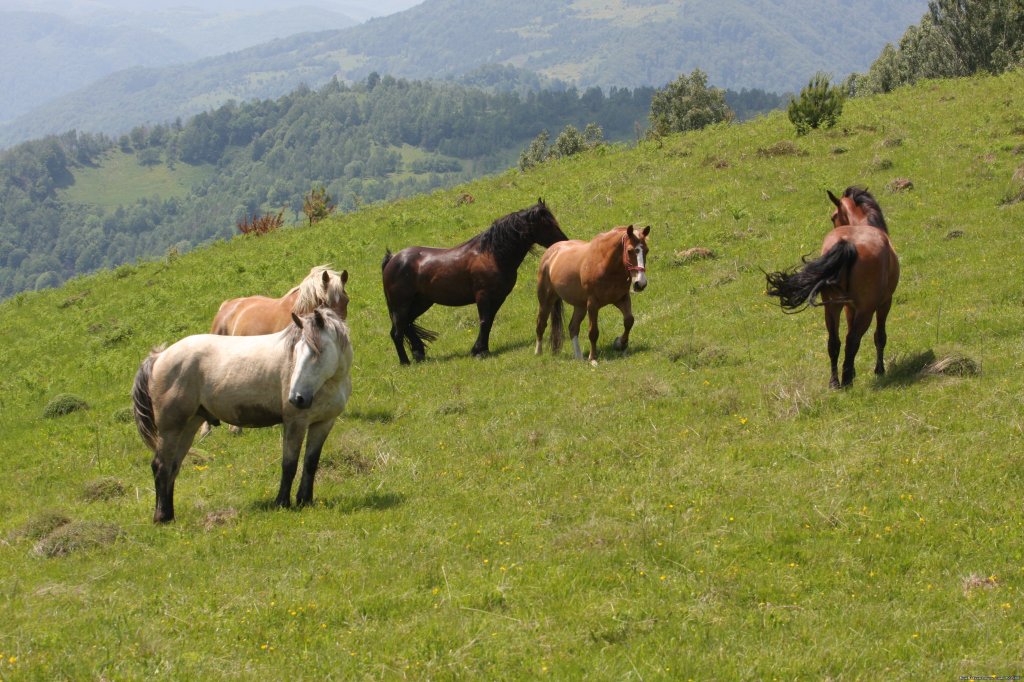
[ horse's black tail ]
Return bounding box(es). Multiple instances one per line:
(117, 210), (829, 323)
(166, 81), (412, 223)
(766, 240), (858, 311)
(409, 322), (439, 346)
(132, 348), (162, 452)
(381, 249), (393, 272)
(550, 298), (564, 352)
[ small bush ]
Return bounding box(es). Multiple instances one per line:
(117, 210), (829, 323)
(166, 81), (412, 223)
(788, 72), (844, 136)
(238, 209), (285, 236)
(112, 406), (134, 424)
(43, 394), (89, 418)
(303, 185), (336, 226)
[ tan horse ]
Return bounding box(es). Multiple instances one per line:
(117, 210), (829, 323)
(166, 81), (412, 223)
(211, 265), (349, 336)
(205, 265), (348, 436)
(132, 308), (352, 522)
(766, 187), (900, 387)
(535, 225), (651, 364)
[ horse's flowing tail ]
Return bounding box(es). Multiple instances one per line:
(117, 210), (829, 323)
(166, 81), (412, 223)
(409, 322), (439, 346)
(132, 348), (161, 451)
(766, 240), (858, 311)
(381, 249), (393, 272)
(550, 298), (564, 352)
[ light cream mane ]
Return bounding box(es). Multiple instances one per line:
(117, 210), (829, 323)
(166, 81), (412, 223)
(282, 307), (350, 358)
(290, 264), (348, 314)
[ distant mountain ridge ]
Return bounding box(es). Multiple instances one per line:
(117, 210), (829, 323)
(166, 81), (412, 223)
(0, 0), (928, 147)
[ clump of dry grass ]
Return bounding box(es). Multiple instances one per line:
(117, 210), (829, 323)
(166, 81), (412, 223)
(32, 521), (124, 558)
(672, 247), (716, 266)
(961, 573), (999, 595)
(203, 508), (239, 531)
(886, 178), (914, 192)
(82, 477), (126, 502)
(923, 352), (981, 377)
(756, 141), (807, 158)
(7, 510), (72, 542)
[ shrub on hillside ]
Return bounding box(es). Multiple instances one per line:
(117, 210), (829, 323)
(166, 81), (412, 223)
(788, 73), (844, 136)
(237, 209), (284, 236)
(518, 123), (605, 172)
(648, 69), (733, 137)
(303, 185), (336, 226)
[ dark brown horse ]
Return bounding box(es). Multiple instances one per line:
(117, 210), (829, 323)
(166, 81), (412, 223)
(765, 187), (900, 387)
(381, 199), (568, 364)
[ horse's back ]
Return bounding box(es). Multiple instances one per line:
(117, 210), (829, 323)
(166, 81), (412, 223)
(212, 295), (291, 336)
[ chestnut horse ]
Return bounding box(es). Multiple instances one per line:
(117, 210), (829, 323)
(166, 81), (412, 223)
(381, 199), (568, 364)
(765, 187), (899, 387)
(132, 308), (352, 522)
(210, 265), (349, 336)
(535, 225), (651, 364)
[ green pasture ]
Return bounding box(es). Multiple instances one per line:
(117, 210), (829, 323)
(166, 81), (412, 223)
(2, 72), (1024, 679)
(61, 150), (214, 211)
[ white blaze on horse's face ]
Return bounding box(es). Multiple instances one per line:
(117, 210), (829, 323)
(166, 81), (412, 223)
(632, 245), (648, 292)
(288, 330), (338, 410)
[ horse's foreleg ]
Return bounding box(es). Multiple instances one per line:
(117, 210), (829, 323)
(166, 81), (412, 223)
(874, 299), (892, 376)
(151, 418), (203, 523)
(567, 305), (586, 360)
(472, 295), (507, 357)
(841, 308), (873, 387)
(612, 295), (634, 352)
(586, 301), (601, 364)
(825, 304), (842, 389)
(276, 422), (307, 508)
(296, 418), (336, 507)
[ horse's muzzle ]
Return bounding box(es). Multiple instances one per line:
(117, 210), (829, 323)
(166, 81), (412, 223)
(289, 393), (313, 409)
(633, 278), (648, 293)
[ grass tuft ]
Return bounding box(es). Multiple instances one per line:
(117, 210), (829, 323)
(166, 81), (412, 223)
(671, 247), (716, 265)
(7, 510), (72, 542)
(42, 394), (89, 418)
(923, 352), (981, 377)
(756, 140), (807, 157)
(32, 521), (123, 558)
(203, 508), (239, 531)
(82, 477), (126, 502)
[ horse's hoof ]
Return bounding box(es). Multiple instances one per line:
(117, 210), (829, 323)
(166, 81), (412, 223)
(412, 353), (425, 362)
(590, 359), (599, 367)
(612, 336), (627, 351)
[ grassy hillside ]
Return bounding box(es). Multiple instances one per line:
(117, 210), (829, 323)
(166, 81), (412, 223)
(1, 72), (1023, 678)
(61, 151), (215, 210)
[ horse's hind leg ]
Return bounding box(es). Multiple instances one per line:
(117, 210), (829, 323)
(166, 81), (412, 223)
(567, 305), (587, 360)
(586, 300), (601, 363)
(873, 298), (892, 376)
(151, 418), (203, 523)
(535, 285), (556, 355)
(612, 294), (634, 352)
(296, 418), (336, 507)
(388, 310), (412, 365)
(406, 298), (433, 362)
(841, 308), (874, 387)
(824, 304), (842, 388)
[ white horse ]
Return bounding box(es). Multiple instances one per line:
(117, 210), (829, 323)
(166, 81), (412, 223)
(132, 307), (352, 523)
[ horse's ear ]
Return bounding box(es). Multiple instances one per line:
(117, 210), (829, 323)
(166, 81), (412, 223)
(322, 270), (331, 286)
(827, 189), (841, 207)
(291, 312), (303, 329)
(538, 197), (545, 206)
(641, 225), (651, 237)
(340, 269), (349, 284)
(626, 225), (635, 239)
(314, 309), (325, 328)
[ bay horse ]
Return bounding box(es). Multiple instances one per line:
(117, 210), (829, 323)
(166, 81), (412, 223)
(765, 186), (900, 387)
(210, 264), (349, 335)
(132, 308), (353, 522)
(381, 199), (568, 364)
(535, 225), (651, 364)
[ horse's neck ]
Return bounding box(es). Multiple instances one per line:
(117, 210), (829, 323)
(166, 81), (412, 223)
(593, 230), (627, 272)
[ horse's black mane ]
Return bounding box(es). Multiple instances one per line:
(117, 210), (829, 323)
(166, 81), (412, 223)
(844, 186), (888, 233)
(477, 202), (554, 264)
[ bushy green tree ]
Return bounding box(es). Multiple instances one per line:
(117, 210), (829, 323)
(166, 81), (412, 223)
(788, 73), (844, 136)
(518, 130), (550, 171)
(648, 69), (733, 137)
(851, 0), (1024, 96)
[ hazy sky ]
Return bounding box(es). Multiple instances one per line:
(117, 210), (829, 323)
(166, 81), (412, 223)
(0, 0), (425, 21)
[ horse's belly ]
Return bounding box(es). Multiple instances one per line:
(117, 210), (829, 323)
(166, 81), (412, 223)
(224, 404), (284, 428)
